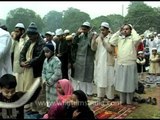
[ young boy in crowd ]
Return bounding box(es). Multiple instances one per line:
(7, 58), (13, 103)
(149, 48), (160, 82)
(42, 42), (62, 108)
(136, 51), (146, 80)
(0, 74), (41, 119)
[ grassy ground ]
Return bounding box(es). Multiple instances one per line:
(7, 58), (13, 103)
(89, 83), (160, 119)
(126, 86), (160, 119)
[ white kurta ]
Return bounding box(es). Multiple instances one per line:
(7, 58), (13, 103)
(11, 36), (28, 91)
(0, 28), (12, 77)
(23, 42), (36, 92)
(149, 54), (160, 74)
(94, 37), (114, 88)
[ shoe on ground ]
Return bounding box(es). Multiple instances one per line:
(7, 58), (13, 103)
(146, 97), (152, 104)
(151, 98), (157, 105)
(132, 96), (138, 102)
(138, 98), (146, 103)
(114, 94), (119, 100)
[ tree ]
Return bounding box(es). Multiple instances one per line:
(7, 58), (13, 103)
(6, 8), (44, 33)
(153, 7), (160, 33)
(124, 1), (157, 34)
(42, 10), (63, 34)
(0, 19), (6, 25)
(62, 7), (91, 33)
(106, 14), (124, 32)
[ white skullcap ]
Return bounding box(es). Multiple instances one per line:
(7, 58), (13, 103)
(101, 22), (110, 29)
(152, 47), (157, 51)
(138, 51), (143, 54)
(52, 32), (55, 36)
(71, 33), (76, 37)
(82, 21), (91, 27)
(157, 34), (160, 36)
(147, 33), (152, 37)
(15, 23), (25, 29)
(154, 32), (157, 34)
(45, 31), (53, 36)
(128, 24), (133, 28)
(64, 29), (70, 34)
(55, 28), (64, 36)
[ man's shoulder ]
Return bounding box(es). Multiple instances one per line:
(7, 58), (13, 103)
(0, 28), (10, 37)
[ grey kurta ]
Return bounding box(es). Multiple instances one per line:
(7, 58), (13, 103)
(73, 32), (95, 83)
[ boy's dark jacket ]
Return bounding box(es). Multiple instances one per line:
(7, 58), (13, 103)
(0, 86), (41, 119)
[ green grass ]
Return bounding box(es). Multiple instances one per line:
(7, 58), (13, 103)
(126, 104), (160, 119)
(126, 86), (160, 119)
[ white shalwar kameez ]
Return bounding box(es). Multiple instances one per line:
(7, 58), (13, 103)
(93, 36), (115, 100)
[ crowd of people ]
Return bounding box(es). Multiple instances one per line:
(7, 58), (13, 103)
(0, 21), (159, 119)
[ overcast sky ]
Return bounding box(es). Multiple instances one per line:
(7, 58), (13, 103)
(0, 1), (160, 19)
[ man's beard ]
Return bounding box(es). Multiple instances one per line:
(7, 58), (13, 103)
(15, 35), (21, 41)
(84, 32), (88, 37)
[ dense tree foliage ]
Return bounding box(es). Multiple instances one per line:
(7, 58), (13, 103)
(124, 2), (157, 34)
(62, 7), (91, 33)
(43, 10), (63, 34)
(3, 2), (160, 35)
(6, 8), (44, 33)
(0, 19), (6, 25)
(106, 14), (124, 33)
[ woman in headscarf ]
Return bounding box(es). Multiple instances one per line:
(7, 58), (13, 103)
(56, 79), (74, 103)
(65, 90), (95, 119)
(43, 79), (74, 119)
(47, 102), (65, 119)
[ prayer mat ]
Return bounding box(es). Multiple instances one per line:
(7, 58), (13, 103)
(90, 101), (138, 119)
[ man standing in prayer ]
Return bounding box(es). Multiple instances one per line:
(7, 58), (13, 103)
(72, 21), (95, 98)
(91, 22), (115, 102)
(109, 24), (141, 105)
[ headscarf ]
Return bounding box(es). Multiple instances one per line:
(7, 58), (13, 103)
(48, 102), (65, 119)
(56, 79), (74, 103)
(72, 90), (89, 112)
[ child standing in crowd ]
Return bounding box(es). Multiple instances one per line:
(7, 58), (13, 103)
(43, 79), (74, 119)
(149, 48), (160, 82)
(0, 74), (41, 119)
(136, 51), (146, 80)
(144, 47), (150, 71)
(42, 42), (62, 108)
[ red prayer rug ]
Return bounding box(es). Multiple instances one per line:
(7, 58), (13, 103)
(90, 101), (138, 119)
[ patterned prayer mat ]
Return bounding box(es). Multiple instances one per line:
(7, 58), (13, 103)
(90, 101), (138, 119)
